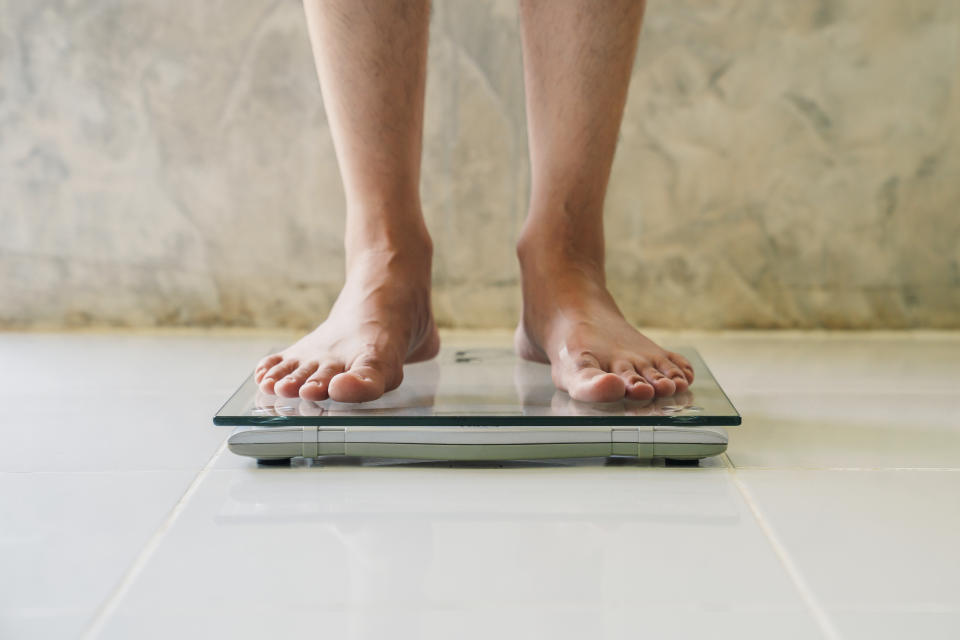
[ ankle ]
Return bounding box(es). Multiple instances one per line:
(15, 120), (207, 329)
(345, 237), (433, 283)
(344, 202), (433, 271)
(516, 217), (605, 280)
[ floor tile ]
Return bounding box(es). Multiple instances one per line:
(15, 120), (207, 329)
(97, 605), (822, 639)
(95, 466), (819, 639)
(726, 392), (960, 469)
(0, 332), (287, 472)
(830, 610), (960, 640)
(0, 470), (196, 639)
(5, 330), (959, 639)
(737, 469), (960, 639)
(0, 391), (229, 472)
(693, 333), (960, 396)
(0, 332), (287, 395)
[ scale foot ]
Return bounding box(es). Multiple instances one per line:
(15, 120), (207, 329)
(665, 457), (701, 467)
(257, 457), (292, 466)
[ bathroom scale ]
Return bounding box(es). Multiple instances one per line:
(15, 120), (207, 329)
(214, 347), (740, 465)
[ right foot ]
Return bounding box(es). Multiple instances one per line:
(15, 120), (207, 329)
(254, 235), (438, 403)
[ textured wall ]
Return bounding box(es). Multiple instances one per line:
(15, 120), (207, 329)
(2, 0), (958, 329)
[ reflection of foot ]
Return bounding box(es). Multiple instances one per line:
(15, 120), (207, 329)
(254, 390), (303, 417)
(515, 234), (695, 403)
(651, 389), (696, 412)
(254, 235), (439, 403)
(550, 393), (653, 416)
(548, 389), (693, 417)
(512, 358), (556, 411)
(253, 390), (279, 416)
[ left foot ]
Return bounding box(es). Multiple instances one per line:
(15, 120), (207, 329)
(515, 231), (695, 403)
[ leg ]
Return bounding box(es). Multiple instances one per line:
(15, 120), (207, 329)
(515, 0), (694, 402)
(255, 0), (438, 403)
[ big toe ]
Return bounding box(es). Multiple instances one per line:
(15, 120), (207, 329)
(575, 371), (627, 402)
(327, 352), (398, 403)
(328, 370), (386, 403)
(564, 366), (627, 402)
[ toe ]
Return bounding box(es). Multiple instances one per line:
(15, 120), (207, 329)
(299, 361), (345, 401)
(328, 351), (398, 403)
(260, 359), (298, 394)
(274, 361), (320, 398)
(667, 351), (695, 383)
(255, 354), (282, 383)
(612, 360), (655, 401)
(656, 358), (689, 393)
(640, 365), (677, 397)
(560, 351), (626, 403)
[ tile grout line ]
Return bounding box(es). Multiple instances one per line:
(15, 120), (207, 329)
(80, 437), (229, 640)
(721, 454), (844, 640)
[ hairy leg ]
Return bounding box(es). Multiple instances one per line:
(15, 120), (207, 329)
(255, 0), (438, 403)
(515, 0), (694, 402)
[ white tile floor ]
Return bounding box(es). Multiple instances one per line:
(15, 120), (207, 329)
(1, 329), (958, 639)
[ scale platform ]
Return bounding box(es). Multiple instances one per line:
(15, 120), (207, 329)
(214, 347), (740, 465)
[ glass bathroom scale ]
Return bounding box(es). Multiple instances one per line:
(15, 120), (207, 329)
(214, 347), (740, 465)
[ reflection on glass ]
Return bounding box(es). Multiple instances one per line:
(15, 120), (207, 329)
(216, 347), (738, 426)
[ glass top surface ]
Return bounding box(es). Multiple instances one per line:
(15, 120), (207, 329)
(215, 347), (739, 427)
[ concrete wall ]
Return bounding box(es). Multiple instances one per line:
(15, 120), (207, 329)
(2, 0), (958, 329)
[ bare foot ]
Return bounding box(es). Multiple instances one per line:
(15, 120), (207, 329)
(515, 233), (694, 403)
(254, 234), (438, 403)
